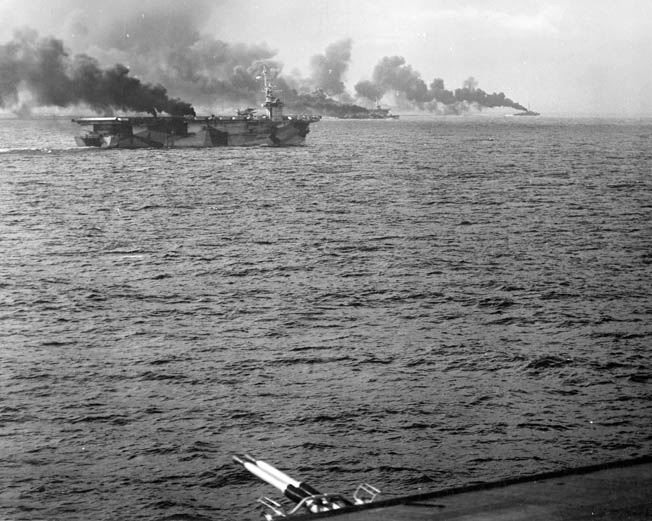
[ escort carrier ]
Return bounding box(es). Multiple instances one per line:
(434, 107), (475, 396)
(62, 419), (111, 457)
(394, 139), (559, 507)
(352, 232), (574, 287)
(72, 71), (320, 148)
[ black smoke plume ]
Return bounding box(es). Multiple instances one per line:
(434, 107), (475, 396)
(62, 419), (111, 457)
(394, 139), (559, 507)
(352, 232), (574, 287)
(309, 38), (353, 96)
(0, 30), (195, 116)
(355, 55), (526, 113)
(0, 20), (527, 117)
(280, 89), (369, 118)
(164, 40), (280, 105)
(363, 56), (433, 104)
(353, 80), (385, 103)
(451, 76), (526, 111)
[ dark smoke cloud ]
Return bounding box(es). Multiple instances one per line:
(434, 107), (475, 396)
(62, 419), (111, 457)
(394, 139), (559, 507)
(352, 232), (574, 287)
(452, 76), (526, 111)
(429, 77), (456, 105)
(355, 55), (526, 113)
(38, 0), (215, 56)
(41, 2), (283, 108)
(0, 4), (527, 118)
(0, 1), (274, 110)
(368, 56), (433, 104)
(353, 80), (385, 103)
(163, 40), (280, 105)
(309, 38), (352, 96)
(277, 89), (369, 118)
(1, 2), (356, 113)
(0, 29), (194, 115)
(97, 7), (208, 54)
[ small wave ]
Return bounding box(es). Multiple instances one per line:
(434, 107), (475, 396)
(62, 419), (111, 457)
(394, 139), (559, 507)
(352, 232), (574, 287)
(228, 410), (260, 421)
(403, 422), (431, 430)
(299, 441), (337, 450)
(377, 464), (424, 474)
(525, 354), (573, 372)
(301, 413), (342, 423)
(405, 473), (437, 484)
(203, 466), (254, 488)
(629, 372), (652, 383)
(84, 292), (107, 301)
(540, 290), (580, 300)
(13, 504), (40, 512)
(516, 422), (571, 432)
(158, 514), (213, 521)
(147, 473), (194, 485)
(288, 344), (338, 352)
(267, 355), (355, 366)
(485, 316), (524, 326)
(590, 331), (649, 340)
(136, 371), (188, 381)
(41, 340), (75, 347)
(359, 356), (394, 365)
(148, 356), (191, 366)
(476, 296), (516, 309)
(70, 414), (130, 425)
(467, 394), (494, 406)
(102, 248), (152, 255)
(404, 357), (438, 368)
(150, 273), (173, 280)
(497, 284), (525, 292)
(146, 500), (196, 510)
(589, 360), (629, 371)
(548, 388), (579, 396)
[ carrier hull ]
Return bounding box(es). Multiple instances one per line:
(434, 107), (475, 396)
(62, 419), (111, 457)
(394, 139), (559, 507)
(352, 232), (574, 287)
(72, 115), (319, 148)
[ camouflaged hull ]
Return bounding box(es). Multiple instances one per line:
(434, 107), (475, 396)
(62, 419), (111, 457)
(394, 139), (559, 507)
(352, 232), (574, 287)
(72, 115), (320, 148)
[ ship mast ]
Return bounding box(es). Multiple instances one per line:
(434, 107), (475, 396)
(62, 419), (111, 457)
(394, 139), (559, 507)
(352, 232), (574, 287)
(261, 67), (284, 121)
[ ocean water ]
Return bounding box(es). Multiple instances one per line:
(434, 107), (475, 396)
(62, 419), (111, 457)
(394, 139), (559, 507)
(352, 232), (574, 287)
(1, 115), (651, 521)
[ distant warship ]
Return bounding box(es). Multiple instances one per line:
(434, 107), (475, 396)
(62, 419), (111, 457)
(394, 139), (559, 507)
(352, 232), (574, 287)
(72, 71), (321, 148)
(339, 103), (399, 120)
(514, 104), (540, 116)
(514, 110), (540, 117)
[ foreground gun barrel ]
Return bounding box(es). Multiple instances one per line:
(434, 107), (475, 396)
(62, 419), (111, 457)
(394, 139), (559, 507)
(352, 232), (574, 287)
(233, 455), (288, 491)
(233, 455), (311, 504)
(245, 454), (323, 497)
(235, 454), (377, 518)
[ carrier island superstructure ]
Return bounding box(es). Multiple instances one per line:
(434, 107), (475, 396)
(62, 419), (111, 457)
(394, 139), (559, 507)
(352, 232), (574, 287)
(72, 72), (321, 148)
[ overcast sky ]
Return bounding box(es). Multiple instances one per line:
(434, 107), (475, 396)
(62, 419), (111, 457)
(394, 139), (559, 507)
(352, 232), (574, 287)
(1, 0), (651, 116)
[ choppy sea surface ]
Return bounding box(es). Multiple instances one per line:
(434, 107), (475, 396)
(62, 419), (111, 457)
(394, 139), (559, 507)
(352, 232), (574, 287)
(1, 115), (651, 521)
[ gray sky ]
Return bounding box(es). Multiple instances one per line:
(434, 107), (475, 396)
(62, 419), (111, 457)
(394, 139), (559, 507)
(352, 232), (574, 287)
(2, 0), (651, 116)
